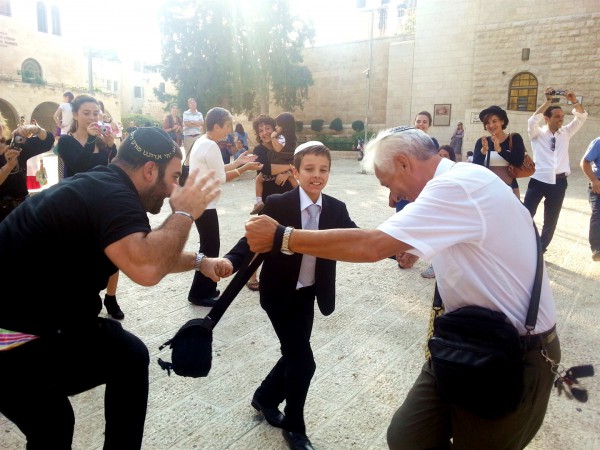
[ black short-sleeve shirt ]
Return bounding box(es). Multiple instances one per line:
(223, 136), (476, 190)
(0, 165), (150, 335)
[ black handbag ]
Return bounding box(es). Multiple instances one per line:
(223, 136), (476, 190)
(178, 164), (190, 187)
(427, 223), (543, 418)
(158, 252), (264, 377)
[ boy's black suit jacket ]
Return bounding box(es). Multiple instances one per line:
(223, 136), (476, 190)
(225, 187), (357, 316)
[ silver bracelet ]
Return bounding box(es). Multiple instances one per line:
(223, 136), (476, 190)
(174, 210), (195, 222)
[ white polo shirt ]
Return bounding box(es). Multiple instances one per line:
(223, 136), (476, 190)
(378, 158), (556, 335)
(189, 135), (226, 209)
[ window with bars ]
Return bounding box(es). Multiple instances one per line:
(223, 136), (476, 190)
(508, 72), (538, 112)
(21, 59), (43, 83)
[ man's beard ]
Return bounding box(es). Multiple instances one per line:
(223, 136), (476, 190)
(142, 177), (168, 215)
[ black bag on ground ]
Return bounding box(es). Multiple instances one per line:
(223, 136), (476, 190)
(428, 306), (524, 418)
(157, 318), (212, 377)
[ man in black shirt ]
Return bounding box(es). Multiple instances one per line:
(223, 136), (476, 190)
(0, 127), (221, 449)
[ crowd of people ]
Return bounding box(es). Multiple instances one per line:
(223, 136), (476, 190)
(0, 86), (597, 450)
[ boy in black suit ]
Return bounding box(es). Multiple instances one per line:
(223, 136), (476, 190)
(204, 141), (357, 450)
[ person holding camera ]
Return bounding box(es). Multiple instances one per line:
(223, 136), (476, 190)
(0, 113), (54, 223)
(524, 87), (587, 253)
(56, 94), (118, 178)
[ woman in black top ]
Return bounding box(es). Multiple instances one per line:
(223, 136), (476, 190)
(57, 94), (117, 178)
(56, 94), (123, 319)
(473, 105), (525, 198)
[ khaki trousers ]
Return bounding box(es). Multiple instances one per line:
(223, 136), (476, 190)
(387, 336), (560, 450)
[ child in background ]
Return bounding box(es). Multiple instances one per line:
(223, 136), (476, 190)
(466, 150), (474, 163)
(251, 112), (298, 214)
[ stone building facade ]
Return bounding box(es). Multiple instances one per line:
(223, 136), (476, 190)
(2, 0), (599, 167)
(0, 1), (170, 133)
(292, 0), (600, 166)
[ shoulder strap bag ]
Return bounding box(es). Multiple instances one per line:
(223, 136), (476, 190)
(507, 133), (536, 178)
(427, 223), (543, 418)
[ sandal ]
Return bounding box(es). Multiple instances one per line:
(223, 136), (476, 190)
(246, 280), (260, 291)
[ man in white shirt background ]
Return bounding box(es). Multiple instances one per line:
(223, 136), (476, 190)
(182, 97), (205, 158)
(524, 87), (587, 252)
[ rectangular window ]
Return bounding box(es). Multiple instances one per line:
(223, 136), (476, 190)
(113, 80), (119, 91)
(107, 80), (111, 91)
(37, 2), (48, 33)
(51, 6), (61, 35)
(133, 61), (142, 72)
(0, 0), (12, 16)
(134, 86), (143, 98)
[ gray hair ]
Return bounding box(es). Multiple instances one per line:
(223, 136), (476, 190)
(362, 127), (438, 174)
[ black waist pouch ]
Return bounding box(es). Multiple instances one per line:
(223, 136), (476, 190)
(428, 306), (524, 419)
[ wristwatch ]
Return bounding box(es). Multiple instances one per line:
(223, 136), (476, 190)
(193, 252), (205, 271)
(281, 227), (294, 255)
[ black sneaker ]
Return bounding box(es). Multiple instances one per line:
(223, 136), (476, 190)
(104, 295), (125, 320)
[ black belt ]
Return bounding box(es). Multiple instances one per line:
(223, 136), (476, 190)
(521, 325), (557, 352)
(186, 134), (200, 138)
(556, 173), (567, 179)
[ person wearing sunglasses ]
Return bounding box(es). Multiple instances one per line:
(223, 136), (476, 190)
(524, 87), (587, 253)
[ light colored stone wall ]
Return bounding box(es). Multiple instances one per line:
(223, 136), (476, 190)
(296, 36), (412, 130)
(408, 0), (479, 146)
(385, 40), (415, 128)
(296, 0), (599, 166)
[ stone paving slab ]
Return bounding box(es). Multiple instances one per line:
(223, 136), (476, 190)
(1, 157), (599, 449)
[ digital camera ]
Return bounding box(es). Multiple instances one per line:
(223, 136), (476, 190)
(9, 135), (25, 150)
(550, 89), (567, 96)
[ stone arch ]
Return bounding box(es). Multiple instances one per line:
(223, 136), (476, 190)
(0, 100), (21, 131)
(31, 101), (59, 134)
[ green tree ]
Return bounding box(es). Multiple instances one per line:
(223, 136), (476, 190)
(157, 0), (314, 117)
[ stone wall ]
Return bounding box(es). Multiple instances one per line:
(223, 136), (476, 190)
(293, 0), (600, 167)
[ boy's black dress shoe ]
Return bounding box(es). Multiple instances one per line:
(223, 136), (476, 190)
(282, 430), (314, 450)
(188, 290), (220, 307)
(251, 396), (285, 428)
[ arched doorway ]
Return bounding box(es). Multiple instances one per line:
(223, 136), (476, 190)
(31, 102), (59, 135)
